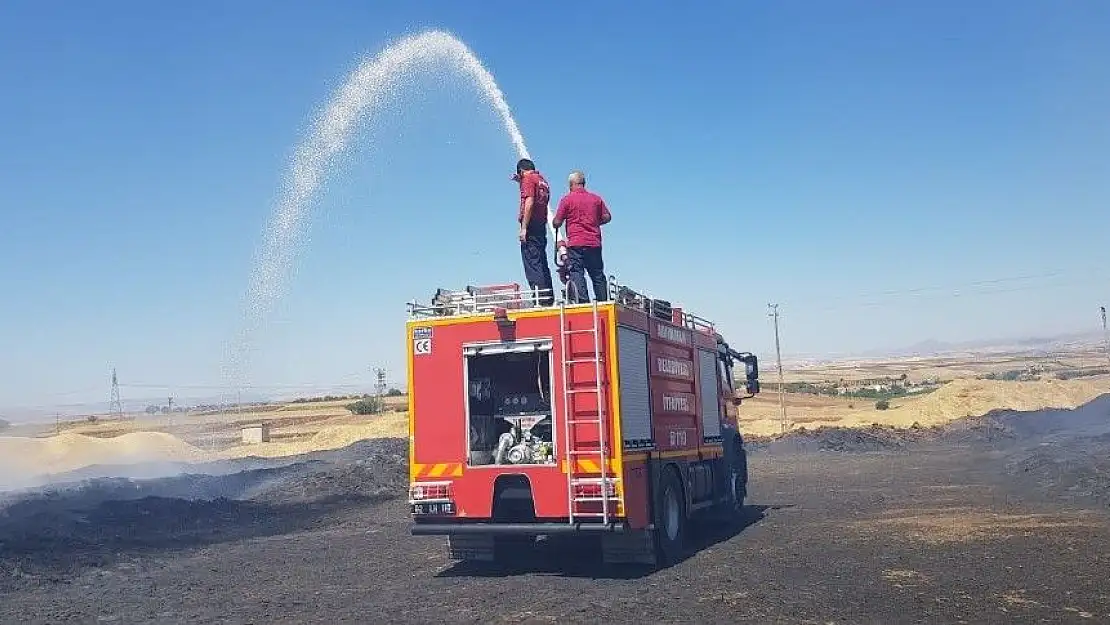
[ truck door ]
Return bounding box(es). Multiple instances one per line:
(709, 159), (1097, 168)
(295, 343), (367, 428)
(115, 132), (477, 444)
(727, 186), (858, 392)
(716, 346), (746, 504)
(719, 356), (738, 427)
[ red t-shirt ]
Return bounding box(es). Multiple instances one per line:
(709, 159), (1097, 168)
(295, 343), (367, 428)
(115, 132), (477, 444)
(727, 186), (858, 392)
(554, 188), (611, 248)
(518, 171), (550, 226)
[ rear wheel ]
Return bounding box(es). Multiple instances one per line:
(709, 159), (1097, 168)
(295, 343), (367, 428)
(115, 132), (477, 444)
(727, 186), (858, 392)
(492, 535), (535, 565)
(653, 468), (686, 565)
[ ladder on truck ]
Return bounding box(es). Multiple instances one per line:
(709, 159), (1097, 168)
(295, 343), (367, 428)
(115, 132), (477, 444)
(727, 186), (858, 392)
(559, 299), (617, 525)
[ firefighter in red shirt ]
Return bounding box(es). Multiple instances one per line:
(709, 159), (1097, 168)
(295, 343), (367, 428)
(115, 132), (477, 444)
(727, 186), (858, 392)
(512, 158), (555, 306)
(552, 170), (612, 303)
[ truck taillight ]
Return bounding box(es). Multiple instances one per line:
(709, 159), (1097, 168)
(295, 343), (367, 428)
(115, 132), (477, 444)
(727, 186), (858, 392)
(410, 481), (457, 516)
(409, 481), (452, 502)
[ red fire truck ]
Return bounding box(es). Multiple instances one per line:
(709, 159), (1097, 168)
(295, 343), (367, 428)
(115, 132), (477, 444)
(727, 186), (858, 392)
(405, 278), (760, 566)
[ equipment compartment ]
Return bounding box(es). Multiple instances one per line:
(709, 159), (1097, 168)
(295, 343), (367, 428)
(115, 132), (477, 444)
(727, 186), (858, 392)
(464, 340), (557, 467)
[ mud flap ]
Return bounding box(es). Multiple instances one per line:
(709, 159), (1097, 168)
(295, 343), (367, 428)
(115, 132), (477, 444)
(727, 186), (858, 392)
(601, 529), (657, 566)
(447, 534), (495, 561)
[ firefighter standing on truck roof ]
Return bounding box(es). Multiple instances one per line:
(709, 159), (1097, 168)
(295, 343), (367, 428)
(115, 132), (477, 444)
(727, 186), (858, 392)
(552, 169), (612, 303)
(513, 158), (555, 306)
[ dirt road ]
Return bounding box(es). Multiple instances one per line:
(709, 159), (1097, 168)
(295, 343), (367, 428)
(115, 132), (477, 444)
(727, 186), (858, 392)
(2, 399), (1110, 624)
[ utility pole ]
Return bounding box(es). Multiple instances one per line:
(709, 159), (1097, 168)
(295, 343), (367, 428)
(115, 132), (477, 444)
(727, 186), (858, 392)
(769, 303), (787, 435)
(1101, 306), (1109, 368)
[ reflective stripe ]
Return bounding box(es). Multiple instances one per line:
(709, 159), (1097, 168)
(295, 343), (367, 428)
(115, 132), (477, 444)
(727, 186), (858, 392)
(411, 462), (465, 478)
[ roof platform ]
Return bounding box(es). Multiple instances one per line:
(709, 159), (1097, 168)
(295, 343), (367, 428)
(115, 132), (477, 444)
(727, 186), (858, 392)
(406, 276), (717, 335)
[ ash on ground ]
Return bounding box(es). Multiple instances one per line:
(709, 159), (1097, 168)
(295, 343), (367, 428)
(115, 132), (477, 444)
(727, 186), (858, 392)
(0, 438), (407, 583)
(748, 394), (1110, 507)
(2, 399), (1110, 624)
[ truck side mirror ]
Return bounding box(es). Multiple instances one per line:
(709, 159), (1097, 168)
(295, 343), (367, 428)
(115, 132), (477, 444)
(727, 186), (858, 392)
(744, 359), (759, 396)
(721, 347), (760, 399)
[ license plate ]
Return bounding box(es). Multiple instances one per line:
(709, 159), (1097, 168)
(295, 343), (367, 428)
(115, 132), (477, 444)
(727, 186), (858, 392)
(411, 501), (456, 516)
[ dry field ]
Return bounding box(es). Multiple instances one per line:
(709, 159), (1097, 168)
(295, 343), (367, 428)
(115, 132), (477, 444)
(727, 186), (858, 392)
(783, 347), (1110, 384)
(739, 375), (1110, 436)
(2, 349), (1108, 483)
(3, 352), (1110, 623)
(0, 397), (409, 488)
(739, 347), (1110, 436)
(5, 400), (1110, 624)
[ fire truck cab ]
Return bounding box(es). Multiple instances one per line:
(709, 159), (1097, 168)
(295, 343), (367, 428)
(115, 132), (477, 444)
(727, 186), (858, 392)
(405, 278), (759, 566)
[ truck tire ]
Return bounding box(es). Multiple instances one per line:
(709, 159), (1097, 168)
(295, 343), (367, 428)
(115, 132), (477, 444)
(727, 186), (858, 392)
(492, 535), (535, 565)
(653, 468), (686, 566)
(712, 438), (747, 521)
(732, 443), (748, 509)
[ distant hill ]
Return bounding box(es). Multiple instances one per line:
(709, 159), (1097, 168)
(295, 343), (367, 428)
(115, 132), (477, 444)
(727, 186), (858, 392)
(2, 392), (274, 425)
(857, 330), (1104, 359)
(0, 385), (405, 425)
(778, 330), (1105, 366)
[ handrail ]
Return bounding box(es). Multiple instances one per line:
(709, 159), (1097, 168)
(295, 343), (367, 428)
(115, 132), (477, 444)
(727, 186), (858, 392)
(606, 275), (717, 334)
(406, 276), (716, 332)
(407, 284), (557, 318)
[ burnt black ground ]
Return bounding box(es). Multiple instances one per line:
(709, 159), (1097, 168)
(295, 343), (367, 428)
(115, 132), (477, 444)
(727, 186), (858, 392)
(2, 397), (1110, 624)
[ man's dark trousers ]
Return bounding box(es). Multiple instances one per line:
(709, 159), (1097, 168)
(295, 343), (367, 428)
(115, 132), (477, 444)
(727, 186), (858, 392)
(520, 222), (554, 305)
(567, 246), (608, 304)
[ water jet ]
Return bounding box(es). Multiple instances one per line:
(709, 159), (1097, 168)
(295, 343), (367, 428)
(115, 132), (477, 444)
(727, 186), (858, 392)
(225, 30), (535, 383)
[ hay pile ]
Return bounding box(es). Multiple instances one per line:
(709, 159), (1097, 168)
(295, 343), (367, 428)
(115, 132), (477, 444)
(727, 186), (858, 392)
(741, 376), (1110, 436)
(0, 431), (208, 485)
(904, 377), (1106, 420)
(0, 413), (409, 487)
(218, 413), (408, 460)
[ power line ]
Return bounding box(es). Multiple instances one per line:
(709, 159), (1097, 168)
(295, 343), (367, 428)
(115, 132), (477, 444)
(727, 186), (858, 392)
(776, 268), (1110, 313)
(119, 382), (373, 391)
(800, 273), (1110, 314)
(811, 270), (1071, 302)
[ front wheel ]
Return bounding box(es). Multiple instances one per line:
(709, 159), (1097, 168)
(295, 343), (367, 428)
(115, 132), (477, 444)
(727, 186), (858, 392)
(653, 469), (686, 566)
(732, 444), (748, 508)
(729, 469), (746, 509)
(713, 443), (747, 520)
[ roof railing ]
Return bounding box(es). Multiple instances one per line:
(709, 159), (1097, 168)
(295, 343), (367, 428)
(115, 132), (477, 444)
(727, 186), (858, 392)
(406, 276), (716, 334)
(607, 275), (716, 334)
(407, 283), (556, 318)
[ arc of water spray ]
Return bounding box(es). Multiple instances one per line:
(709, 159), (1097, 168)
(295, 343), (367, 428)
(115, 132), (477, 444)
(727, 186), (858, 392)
(224, 30), (553, 383)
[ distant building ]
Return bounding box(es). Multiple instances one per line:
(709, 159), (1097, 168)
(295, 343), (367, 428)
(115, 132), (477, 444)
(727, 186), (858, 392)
(240, 422), (271, 444)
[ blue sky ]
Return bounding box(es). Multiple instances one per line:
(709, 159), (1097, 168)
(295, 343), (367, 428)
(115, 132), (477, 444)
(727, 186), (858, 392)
(1, 1), (1107, 414)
